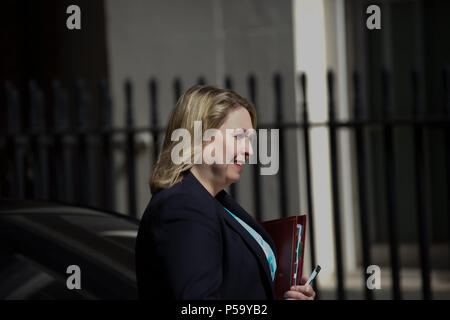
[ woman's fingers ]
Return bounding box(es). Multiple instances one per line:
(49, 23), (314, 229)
(283, 280), (317, 300)
(291, 285), (313, 294)
(290, 285), (316, 299)
(284, 290), (310, 300)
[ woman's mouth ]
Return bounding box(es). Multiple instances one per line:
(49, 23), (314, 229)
(233, 163), (243, 171)
(232, 159), (243, 171)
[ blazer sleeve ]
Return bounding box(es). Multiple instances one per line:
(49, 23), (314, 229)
(152, 193), (223, 299)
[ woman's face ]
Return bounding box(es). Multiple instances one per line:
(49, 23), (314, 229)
(203, 106), (255, 187)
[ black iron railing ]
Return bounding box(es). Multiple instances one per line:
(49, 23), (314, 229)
(1, 68), (449, 300)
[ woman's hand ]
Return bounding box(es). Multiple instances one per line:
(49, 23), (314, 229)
(283, 276), (316, 300)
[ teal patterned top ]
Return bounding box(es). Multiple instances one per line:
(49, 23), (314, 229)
(224, 207), (277, 281)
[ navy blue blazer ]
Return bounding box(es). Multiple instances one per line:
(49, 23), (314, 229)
(135, 169), (277, 300)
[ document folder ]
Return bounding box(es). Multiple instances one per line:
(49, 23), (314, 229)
(260, 215), (307, 300)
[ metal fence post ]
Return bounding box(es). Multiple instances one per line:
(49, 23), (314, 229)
(52, 80), (74, 203)
(381, 69), (401, 300)
(125, 79), (137, 218)
(75, 79), (97, 207)
(224, 76), (236, 200)
(248, 75), (262, 222)
(4, 82), (26, 199)
(300, 72), (319, 298)
(29, 80), (49, 200)
(149, 79), (160, 165)
(353, 72), (373, 300)
(173, 78), (182, 105)
(274, 73), (287, 218)
(443, 65), (450, 272)
(412, 69), (432, 300)
(327, 71), (345, 299)
(100, 79), (115, 211)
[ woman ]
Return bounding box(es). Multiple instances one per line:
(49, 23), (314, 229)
(135, 85), (315, 300)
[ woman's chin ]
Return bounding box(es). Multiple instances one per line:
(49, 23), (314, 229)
(227, 172), (241, 183)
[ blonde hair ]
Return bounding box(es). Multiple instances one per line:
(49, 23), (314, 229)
(150, 85), (257, 194)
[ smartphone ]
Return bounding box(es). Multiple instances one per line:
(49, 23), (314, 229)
(305, 265), (321, 286)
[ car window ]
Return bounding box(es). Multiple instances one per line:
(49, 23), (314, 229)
(0, 249), (92, 300)
(58, 215), (138, 251)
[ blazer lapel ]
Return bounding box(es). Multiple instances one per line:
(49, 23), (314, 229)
(215, 190), (276, 299)
(182, 171), (276, 299)
(216, 190), (276, 254)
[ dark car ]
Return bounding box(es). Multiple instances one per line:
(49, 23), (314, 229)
(0, 200), (139, 299)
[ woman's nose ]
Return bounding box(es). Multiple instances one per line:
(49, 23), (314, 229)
(240, 136), (253, 162)
(246, 137), (254, 157)
(235, 136), (254, 163)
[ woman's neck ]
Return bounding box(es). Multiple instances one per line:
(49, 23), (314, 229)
(189, 166), (224, 197)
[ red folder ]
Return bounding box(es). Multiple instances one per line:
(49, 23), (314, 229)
(260, 215), (307, 300)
